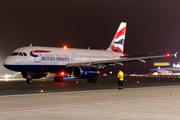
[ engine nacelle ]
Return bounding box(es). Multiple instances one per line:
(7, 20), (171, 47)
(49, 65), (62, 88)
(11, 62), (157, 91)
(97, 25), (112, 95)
(72, 66), (99, 79)
(21, 72), (47, 79)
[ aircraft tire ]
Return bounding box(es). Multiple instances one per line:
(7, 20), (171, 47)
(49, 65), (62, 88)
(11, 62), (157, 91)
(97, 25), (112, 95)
(54, 76), (58, 82)
(87, 78), (92, 83)
(58, 76), (63, 82)
(54, 76), (63, 82)
(26, 78), (33, 84)
(92, 77), (97, 83)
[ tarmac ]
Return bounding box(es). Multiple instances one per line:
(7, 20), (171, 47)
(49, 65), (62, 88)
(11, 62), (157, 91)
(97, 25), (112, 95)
(0, 75), (180, 120)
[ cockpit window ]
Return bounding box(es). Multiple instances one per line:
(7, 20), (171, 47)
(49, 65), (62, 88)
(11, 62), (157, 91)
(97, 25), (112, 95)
(9, 52), (27, 56)
(23, 52), (27, 56)
(11, 52), (18, 56)
(18, 52), (23, 56)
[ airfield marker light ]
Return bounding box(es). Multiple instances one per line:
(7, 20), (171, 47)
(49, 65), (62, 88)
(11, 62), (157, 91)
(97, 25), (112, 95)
(40, 90), (44, 93)
(76, 81), (78, 83)
(125, 80), (127, 82)
(158, 79), (160, 81)
(166, 53), (170, 57)
(137, 81), (139, 83)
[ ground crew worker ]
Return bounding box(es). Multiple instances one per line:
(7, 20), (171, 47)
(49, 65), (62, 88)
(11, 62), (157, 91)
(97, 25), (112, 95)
(117, 69), (124, 90)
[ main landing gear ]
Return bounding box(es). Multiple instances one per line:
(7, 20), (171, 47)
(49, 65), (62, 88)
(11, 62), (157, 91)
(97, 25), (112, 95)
(87, 77), (97, 83)
(54, 76), (64, 82)
(26, 74), (33, 84)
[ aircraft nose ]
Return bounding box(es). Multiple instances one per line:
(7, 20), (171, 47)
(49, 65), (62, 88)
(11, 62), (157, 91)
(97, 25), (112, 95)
(3, 56), (16, 66)
(3, 56), (19, 71)
(3, 57), (10, 66)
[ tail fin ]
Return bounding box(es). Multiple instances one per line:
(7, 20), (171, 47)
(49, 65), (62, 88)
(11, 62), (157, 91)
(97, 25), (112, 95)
(107, 22), (127, 53)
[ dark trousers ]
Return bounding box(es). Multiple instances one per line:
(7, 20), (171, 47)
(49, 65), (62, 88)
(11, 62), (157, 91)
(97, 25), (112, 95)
(118, 79), (123, 88)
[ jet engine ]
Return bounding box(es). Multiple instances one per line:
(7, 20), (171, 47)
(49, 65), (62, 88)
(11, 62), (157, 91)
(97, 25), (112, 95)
(21, 72), (47, 79)
(72, 66), (99, 79)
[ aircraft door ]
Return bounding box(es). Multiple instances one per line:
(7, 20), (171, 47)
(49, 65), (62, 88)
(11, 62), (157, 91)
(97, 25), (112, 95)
(32, 48), (41, 63)
(71, 53), (76, 61)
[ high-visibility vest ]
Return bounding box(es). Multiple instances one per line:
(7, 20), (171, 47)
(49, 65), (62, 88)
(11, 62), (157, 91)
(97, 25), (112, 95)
(117, 71), (124, 81)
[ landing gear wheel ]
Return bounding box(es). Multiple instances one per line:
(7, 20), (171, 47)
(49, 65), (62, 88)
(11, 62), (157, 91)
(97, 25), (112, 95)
(26, 78), (33, 84)
(54, 76), (58, 82)
(87, 77), (97, 83)
(87, 78), (92, 83)
(54, 76), (64, 82)
(92, 77), (97, 83)
(58, 76), (63, 82)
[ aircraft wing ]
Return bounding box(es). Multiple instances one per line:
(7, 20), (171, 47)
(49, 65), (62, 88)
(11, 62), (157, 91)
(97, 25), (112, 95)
(66, 52), (177, 68)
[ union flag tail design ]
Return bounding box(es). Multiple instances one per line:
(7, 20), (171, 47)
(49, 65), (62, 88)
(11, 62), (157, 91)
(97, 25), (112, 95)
(107, 22), (127, 53)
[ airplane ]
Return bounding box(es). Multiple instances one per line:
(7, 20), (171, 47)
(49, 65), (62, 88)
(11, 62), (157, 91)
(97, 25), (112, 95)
(151, 60), (180, 74)
(3, 22), (177, 84)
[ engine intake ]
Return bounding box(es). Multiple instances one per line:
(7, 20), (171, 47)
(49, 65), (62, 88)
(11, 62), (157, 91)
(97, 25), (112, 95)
(72, 66), (99, 79)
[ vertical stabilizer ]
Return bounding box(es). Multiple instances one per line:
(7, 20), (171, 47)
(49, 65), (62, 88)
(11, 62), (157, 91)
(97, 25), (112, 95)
(107, 22), (127, 53)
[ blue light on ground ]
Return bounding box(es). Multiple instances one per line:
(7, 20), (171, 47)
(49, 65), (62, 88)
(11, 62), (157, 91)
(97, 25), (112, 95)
(64, 76), (75, 80)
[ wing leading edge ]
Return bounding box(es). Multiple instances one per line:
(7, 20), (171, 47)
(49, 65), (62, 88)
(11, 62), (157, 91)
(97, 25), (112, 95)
(66, 52), (177, 69)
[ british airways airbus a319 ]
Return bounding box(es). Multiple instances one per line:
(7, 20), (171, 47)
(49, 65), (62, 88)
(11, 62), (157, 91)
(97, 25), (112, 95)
(3, 22), (177, 84)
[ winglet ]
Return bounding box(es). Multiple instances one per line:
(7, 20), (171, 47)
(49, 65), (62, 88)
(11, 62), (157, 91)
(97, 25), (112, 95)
(174, 52), (178, 58)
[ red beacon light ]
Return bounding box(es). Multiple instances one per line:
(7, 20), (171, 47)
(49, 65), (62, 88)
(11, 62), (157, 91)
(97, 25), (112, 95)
(63, 46), (67, 50)
(60, 71), (65, 76)
(166, 53), (170, 57)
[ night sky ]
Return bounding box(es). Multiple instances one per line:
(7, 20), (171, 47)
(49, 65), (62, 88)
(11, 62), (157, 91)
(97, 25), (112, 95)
(0, 0), (179, 74)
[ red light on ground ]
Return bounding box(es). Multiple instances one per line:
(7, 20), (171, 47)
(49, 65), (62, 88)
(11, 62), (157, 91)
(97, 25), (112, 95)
(166, 53), (170, 57)
(63, 46), (67, 49)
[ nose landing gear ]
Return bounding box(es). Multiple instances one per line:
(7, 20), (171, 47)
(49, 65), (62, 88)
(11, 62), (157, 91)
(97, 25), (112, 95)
(54, 76), (64, 82)
(87, 77), (97, 83)
(26, 74), (33, 84)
